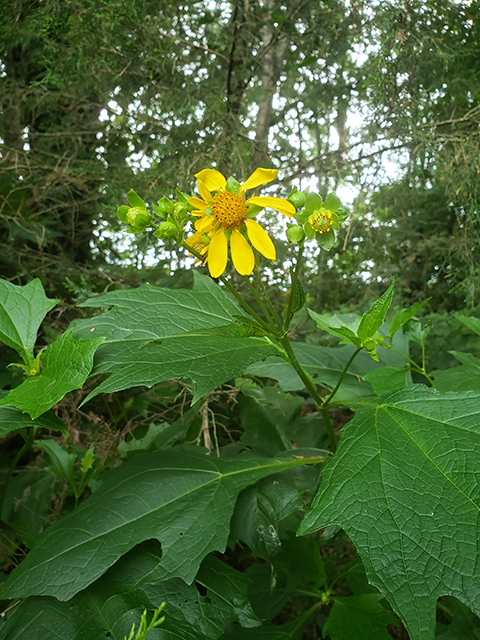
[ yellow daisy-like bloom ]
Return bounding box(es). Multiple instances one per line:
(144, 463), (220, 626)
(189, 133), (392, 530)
(186, 167), (295, 277)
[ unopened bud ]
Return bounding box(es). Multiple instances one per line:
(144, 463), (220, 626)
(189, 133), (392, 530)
(154, 220), (178, 239)
(286, 225), (305, 243)
(126, 207), (152, 228)
(288, 191), (306, 209)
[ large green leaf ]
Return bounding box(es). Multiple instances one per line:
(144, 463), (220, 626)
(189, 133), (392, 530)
(0, 450), (319, 601)
(82, 334), (278, 406)
(298, 386), (480, 640)
(73, 273), (278, 405)
(0, 544), (260, 640)
(0, 278), (58, 366)
(322, 594), (398, 640)
(0, 330), (104, 419)
(72, 272), (245, 343)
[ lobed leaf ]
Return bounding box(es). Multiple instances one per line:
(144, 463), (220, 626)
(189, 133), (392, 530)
(432, 351), (480, 393)
(82, 334), (278, 406)
(72, 272), (245, 343)
(298, 386), (480, 640)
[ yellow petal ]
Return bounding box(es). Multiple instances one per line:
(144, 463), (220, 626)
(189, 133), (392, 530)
(194, 216), (214, 232)
(198, 180), (212, 204)
(247, 196), (295, 217)
(185, 230), (202, 247)
(230, 230), (255, 276)
(188, 197), (209, 210)
(245, 219), (276, 261)
(241, 168), (278, 191)
(208, 228), (228, 277)
(195, 169), (227, 193)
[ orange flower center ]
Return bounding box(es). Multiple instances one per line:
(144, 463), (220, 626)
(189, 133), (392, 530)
(211, 192), (248, 228)
(310, 209), (333, 234)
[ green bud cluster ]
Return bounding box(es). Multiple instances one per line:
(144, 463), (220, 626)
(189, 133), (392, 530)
(117, 187), (193, 243)
(286, 187), (348, 251)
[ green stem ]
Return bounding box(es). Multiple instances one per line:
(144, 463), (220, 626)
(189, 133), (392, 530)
(0, 427), (37, 519)
(218, 276), (272, 333)
(322, 347), (362, 407)
(284, 243), (305, 331)
(243, 275), (279, 334)
(280, 336), (337, 452)
(253, 269), (284, 332)
(385, 345), (433, 384)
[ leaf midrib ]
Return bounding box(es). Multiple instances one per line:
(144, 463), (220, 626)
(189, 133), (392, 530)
(9, 458), (312, 583)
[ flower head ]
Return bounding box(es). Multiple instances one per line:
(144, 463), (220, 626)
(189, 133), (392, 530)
(309, 208), (333, 234)
(186, 168), (295, 277)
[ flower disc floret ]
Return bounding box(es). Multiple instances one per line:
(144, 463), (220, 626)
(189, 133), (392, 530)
(212, 192), (248, 227)
(310, 209), (333, 234)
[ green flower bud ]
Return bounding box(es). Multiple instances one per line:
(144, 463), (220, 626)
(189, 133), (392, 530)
(158, 196), (174, 215)
(154, 220), (178, 239)
(288, 191), (306, 209)
(126, 207), (152, 228)
(286, 224), (305, 243)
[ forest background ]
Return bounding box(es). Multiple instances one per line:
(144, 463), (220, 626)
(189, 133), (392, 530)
(0, 0), (480, 639)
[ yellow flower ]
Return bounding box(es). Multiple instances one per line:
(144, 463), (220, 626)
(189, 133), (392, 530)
(186, 168), (295, 277)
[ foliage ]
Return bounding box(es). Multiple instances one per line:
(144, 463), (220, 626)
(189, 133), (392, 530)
(0, 1), (479, 639)
(0, 249), (479, 638)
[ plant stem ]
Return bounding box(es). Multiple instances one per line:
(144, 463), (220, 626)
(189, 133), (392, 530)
(218, 276), (272, 333)
(253, 269), (284, 332)
(385, 345), (433, 384)
(284, 243), (305, 331)
(322, 347), (362, 407)
(280, 336), (337, 452)
(0, 427), (37, 519)
(243, 275), (279, 335)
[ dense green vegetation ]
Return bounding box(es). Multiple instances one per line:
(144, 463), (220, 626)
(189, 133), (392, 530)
(0, 1), (479, 639)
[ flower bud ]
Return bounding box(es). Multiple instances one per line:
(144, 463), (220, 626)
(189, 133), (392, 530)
(157, 196), (174, 215)
(126, 207), (152, 228)
(154, 220), (178, 239)
(286, 224), (305, 243)
(288, 191), (306, 209)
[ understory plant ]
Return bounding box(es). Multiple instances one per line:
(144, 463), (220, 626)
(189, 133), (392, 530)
(0, 166), (479, 640)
